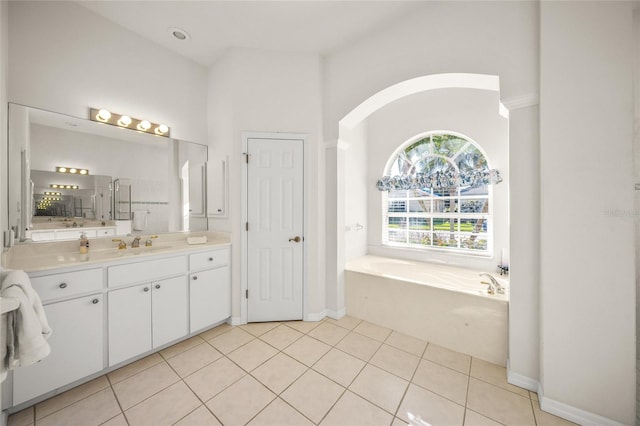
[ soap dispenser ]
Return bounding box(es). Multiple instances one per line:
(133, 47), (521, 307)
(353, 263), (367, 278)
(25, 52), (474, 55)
(80, 232), (89, 254)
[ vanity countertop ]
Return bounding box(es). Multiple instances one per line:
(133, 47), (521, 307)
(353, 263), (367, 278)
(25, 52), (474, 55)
(3, 231), (231, 273)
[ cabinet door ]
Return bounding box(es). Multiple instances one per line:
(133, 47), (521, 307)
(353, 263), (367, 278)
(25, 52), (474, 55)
(152, 276), (188, 349)
(108, 284), (151, 366)
(13, 294), (104, 405)
(206, 157), (228, 217)
(189, 266), (230, 333)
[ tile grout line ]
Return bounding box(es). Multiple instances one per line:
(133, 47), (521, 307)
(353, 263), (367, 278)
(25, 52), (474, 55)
(104, 374), (129, 426)
(391, 340), (430, 422)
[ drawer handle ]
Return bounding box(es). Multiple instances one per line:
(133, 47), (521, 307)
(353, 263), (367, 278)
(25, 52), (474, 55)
(155, 284), (161, 289)
(144, 287), (150, 292)
(192, 276), (198, 281)
(59, 283), (68, 289)
(92, 299), (99, 304)
(208, 257), (213, 261)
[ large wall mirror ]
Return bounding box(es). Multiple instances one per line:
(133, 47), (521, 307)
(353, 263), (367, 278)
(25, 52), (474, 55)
(7, 103), (210, 243)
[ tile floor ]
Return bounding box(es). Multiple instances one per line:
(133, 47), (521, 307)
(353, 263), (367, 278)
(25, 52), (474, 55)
(8, 316), (577, 426)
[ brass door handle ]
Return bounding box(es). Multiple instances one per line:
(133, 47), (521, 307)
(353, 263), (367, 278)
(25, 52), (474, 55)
(288, 236), (302, 243)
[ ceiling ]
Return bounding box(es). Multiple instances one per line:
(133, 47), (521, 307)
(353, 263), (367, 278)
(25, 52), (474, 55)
(78, 1), (426, 66)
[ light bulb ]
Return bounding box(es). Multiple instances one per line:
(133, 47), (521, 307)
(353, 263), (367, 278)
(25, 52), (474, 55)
(65, 185), (72, 189)
(118, 115), (132, 127)
(69, 168), (77, 174)
(97, 109), (111, 122)
(57, 167), (67, 173)
(155, 124), (169, 135)
(79, 169), (88, 175)
(137, 120), (151, 131)
(51, 184), (58, 188)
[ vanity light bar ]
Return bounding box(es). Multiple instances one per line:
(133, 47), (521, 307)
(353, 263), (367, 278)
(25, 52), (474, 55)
(56, 166), (89, 175)
(50, 184), (79, 190)
(90, 108), (170, 138)
(44, 191), (61, 196)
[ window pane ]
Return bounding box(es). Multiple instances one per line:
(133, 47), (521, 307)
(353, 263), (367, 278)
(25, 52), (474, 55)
(460, 218), (487, 233)
(433, 199), (458, 213)
(409, 200), (431, 213)
(433, 232), (459, 248)
(433, 218), (458, 231)
(433, 188), (457, 198)
(409, 231), (431, 246)
(461, 185), (488, 197)
(461, 236), (488, 251)
(455, 144), (488, 172)
(388, 200), (406, 213)
(409, 188), (431, 197)
(388, 190), (408, 199)
(388, 230), (406, 243)
(431, 134), (468, 157)
(409, 217), (430, 230)
(388, 217), (406, 229)
(459, 199), (488, 213)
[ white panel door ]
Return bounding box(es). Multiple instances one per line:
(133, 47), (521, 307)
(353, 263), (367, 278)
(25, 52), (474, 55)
(247, 138), (304, 322)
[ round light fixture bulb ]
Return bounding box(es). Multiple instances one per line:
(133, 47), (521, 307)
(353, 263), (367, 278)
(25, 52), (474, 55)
(155, 124), (169, 135)
(58, 167), (67, 173)
(138, 120), (151, 131)
(69, 168), (77, 174)
(118, 115), (132, 127)
(79, 169), (88, 175)
(97, 109), (111, 122)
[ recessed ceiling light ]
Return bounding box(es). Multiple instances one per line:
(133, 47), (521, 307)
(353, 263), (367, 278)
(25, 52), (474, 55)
(169, 27), (191, 41)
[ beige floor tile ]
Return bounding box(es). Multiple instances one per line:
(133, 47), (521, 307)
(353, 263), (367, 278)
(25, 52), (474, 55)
(228, 338), (279, 372)
(281, 369), (345, 423)
(112, 362), (180, 410)
(424, 344), (471, 375)
(369, 344), (420, 380)
(174, 406), (221, 426)
(531, 391), (539, 401)
(107, 352), (164, 384)
(397, 384), (465, 426)
(532, 400), (579, 426)
(385, 331), (427, 357)
(206, 375), (276, 425)
(252, 352), (308, 394)
(349, 364), (408, 414)
(325, 315), (362, 330)
(241, 321), (281, 336)
(166, 343), (223, 377)
(159, 335), (205, 360)
(199, 323), (233, 341)
(307, 322), (350, 346)
(247, 398), (314, 426)
(284, 320), (322, 334)
(467, 378), (535, 426)
(313, 348), (366, 387)
(470, 358), (529, 397)
(260, 324), (304, 350)
(124, 381), (201, 426)
(412, 359), (469, 405)
(464, 409), (503, 426)
(283, 335), (332, 366)
(320, 390), (393, 426)
(184, 356), (246, 401)
(335, 331), (382, 362)
(392, 417), (408, 426)
(37, 388), (120, 426)
(208, 327), (255, 354)
(35, 376), (110, 420)
(7, 407), (33, 426)
(353, 321), (392, 342)
(101, 413), (128, 426)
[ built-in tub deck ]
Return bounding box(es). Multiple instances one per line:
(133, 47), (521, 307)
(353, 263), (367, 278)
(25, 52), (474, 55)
(345, 255), (509, 365)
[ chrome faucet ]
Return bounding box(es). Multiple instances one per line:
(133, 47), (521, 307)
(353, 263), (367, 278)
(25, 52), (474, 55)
(480, 273), (505, 294)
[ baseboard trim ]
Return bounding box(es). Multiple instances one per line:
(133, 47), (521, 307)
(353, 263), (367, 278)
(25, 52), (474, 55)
(506, 360), (538, 391)
(304, 311), (326, 322)
(325, 308), (346, 320)
(539, 392), (627, 426)
(229, 316), (244, 326)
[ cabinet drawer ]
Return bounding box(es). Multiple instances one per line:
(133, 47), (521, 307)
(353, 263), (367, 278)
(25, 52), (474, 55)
(56, 229), (97, 240)
(96, 228), (116, 237)
(31, 268), (103, 302)
(108, 256), (187, 288)
(189, 248), (229, 271)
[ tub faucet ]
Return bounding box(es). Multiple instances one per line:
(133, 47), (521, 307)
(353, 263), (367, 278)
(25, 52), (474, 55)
(480, 273), (505, 294)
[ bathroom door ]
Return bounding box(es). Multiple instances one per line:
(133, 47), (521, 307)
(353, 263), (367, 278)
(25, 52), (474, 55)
(247, 137), (304, 322)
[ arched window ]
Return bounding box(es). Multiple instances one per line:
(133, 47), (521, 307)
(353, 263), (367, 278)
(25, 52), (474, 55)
(377, 132), (501, 255)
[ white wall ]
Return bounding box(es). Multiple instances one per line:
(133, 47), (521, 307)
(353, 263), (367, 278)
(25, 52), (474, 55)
(363, 88), (508, 272)
(635, 9), (640, 425)
(8, 1), (207, 145)
(343, 122), (368, 261)
(540, 2), (635, 424)
(0, 0), (7, 243)
(207, 48), (325, 321)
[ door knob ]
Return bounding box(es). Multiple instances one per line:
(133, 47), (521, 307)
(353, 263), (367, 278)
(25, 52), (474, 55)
(288, 236), (302, 243)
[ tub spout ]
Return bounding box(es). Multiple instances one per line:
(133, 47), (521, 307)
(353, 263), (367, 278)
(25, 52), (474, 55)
(480, 273), (504, 294)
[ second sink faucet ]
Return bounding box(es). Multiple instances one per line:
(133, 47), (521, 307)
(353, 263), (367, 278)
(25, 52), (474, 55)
(131, 236), (141, 248)
(480, 273), (505, 294)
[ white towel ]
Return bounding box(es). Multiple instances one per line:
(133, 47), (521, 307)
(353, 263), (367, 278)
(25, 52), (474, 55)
(132, 210), (148, 231)
(1, 270), (52, 381)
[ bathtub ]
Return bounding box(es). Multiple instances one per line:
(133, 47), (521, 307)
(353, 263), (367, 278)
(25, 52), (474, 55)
(345, 255), (509, 365)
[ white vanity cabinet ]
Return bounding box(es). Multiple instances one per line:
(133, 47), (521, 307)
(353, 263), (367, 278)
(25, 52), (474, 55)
(189, 248), (231, 333)
(13, 293), (104, 405)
